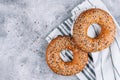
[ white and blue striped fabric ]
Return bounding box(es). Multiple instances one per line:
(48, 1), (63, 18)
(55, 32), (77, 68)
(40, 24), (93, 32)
(46, 0), (120, 80)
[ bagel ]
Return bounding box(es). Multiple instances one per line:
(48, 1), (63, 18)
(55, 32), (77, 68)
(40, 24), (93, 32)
(46, 35), (88, 76)
(73, 8), (116, 52)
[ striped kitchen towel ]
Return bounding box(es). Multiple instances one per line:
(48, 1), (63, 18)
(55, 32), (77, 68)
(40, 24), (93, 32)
(46, 0), (120, 80)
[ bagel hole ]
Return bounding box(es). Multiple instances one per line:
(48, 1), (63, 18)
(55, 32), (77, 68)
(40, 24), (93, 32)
(87, 23), (101, 38)
(60, 49), (73, 62)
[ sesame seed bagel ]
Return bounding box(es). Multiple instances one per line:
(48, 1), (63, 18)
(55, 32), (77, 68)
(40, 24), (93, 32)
(46, 35), (88, 76)
(73, 8), (116, 52)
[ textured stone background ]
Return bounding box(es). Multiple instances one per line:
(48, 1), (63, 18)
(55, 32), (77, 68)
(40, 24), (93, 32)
(0, 0), (120, 80)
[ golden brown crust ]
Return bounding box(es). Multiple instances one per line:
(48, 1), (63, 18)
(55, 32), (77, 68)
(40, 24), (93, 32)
(73, 8), (116, 52)
(46, 35), (88, 76)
